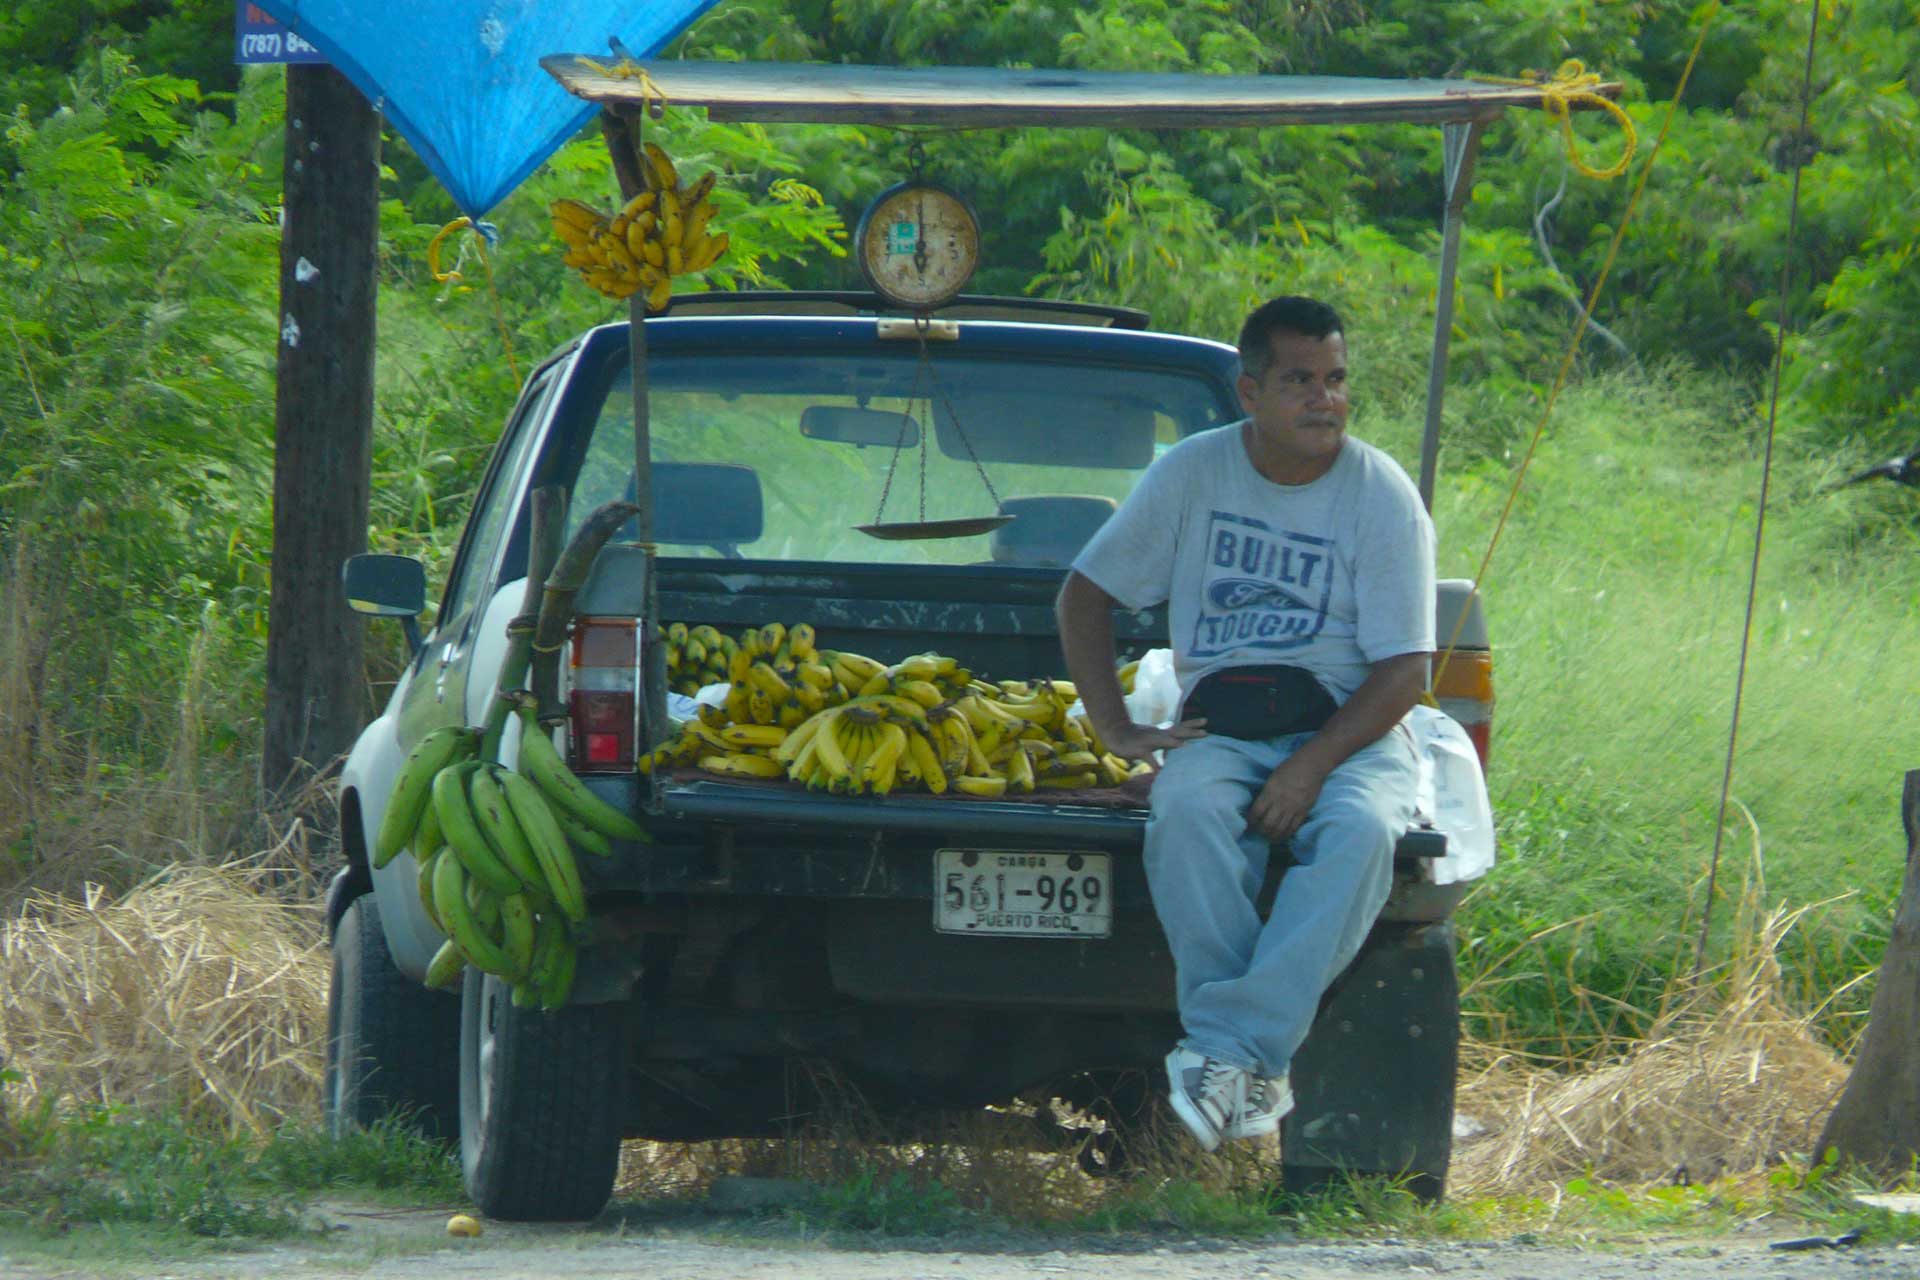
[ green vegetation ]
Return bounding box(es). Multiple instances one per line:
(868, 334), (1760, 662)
(0, 1082), (459, 1244)
(1, 0), (1918, 1249)
(1420, 367), (1920, 1057)
(770, 1159), (1920, 1245)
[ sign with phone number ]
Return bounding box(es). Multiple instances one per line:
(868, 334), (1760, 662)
(235, 3), (327, 65)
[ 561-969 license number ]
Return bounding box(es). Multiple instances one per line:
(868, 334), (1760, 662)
(933, 849), (1112, 939)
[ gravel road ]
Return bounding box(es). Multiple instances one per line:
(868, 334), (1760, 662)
(8, 1199), (1913, 1280)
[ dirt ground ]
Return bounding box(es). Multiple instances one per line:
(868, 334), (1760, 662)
(7, 1199), (1920, 1280)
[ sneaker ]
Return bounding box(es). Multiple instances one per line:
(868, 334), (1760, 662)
(1164, 1047), (1248, 1152)
(1223, 1072), (1294, 1141)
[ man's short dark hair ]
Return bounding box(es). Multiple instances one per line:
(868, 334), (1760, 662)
(1238, 296), (1344, 383)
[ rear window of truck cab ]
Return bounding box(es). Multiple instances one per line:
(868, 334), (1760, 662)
(562, 335), (1237, 567)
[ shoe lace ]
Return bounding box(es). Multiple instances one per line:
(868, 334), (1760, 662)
(1196, 1060), (1241, 1107)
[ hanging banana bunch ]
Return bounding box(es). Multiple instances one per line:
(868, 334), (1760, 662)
(372, 698), (649, 1010)
(547, 140), (728, 310)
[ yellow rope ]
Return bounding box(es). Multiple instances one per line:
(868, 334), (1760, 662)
(1473, 58), (1638, 180)
(1432, 9), (1720, 695)
(578, 57), (670, 117)
(427, 216), (522, 383)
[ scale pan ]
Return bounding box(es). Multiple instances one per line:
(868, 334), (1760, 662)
(855, 515), (1013, 541)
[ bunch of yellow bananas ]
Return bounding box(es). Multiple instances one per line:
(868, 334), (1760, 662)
(659, 621), (742, 697)
(548, 142), (728, 309)
(371, 697), (648, 1009)
(641, 626), (1152, 798)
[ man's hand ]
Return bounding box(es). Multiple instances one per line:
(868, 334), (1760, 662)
(1100, 717), (1207, 762)
(1246, 753), (1328, 842)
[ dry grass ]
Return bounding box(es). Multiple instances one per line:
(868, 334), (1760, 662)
(0, 828), (1870, 1211)
(611, 1059), (1281, 1222)
(0, 860), (328, 1138)
(1451, 890), (1852, 1196)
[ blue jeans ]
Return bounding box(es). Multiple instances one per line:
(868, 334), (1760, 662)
(1145, 727), (1417, 1078)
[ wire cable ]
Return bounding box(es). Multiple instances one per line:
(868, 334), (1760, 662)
(1691, 0), (1824, 980)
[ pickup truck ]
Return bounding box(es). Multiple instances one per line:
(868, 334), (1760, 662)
(327, 291), (1495, 1222)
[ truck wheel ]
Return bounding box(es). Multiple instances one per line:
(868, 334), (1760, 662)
(325, 894), (461, 1143)
(459, 970), (630, 1221)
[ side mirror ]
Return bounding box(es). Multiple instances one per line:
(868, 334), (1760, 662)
(342, 554), (426, 655)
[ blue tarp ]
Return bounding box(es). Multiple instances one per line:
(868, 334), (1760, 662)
(253, 1), (722, 217)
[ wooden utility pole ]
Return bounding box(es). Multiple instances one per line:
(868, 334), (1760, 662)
(262, 64), (381, 804)
(1817, 771), (1920, 1171)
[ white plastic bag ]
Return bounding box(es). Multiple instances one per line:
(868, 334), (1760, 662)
(1408, 703), (1495, 885)
(1123, 647), (1180, 729)
(666, 681), (730, 731)
(1066, 647), (1179, 728)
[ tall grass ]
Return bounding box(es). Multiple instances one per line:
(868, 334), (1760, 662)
(1365, 364), (1920, 1059)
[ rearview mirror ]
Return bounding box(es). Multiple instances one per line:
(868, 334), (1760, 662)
(800, 405), (922, 448)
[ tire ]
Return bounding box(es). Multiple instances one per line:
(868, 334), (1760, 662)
(324, 894), (461, 1143)
(459, 969), (630, 1221)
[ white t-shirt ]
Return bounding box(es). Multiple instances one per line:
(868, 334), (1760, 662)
(1072, 422), (1435, 704)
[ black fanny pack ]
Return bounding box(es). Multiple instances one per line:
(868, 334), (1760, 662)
(1180, 664), (1337, 740)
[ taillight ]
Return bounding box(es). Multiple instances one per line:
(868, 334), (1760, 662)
(567, 616), (639, 772)
(1432, 649), (1494, 769)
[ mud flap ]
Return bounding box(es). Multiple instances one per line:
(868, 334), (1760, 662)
(1280, 921), (1458, 1197)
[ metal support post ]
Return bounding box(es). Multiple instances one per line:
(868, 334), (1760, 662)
(1417, 120), (1488, 512)
(601, 105), (668, 813)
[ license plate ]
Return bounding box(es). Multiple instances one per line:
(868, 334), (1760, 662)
(933, 849), (1112, 939)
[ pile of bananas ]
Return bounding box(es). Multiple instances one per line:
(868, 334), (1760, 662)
(372, 695), (647, 1009)
(660, 621), (742, 697)
(644, 621), (1153, 799)
(549, 142), (727, 309)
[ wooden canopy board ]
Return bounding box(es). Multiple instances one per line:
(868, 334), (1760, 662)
(542, 58), (1620, 128)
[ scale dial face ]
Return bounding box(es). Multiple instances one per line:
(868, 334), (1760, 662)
(856, 181), (981, 311)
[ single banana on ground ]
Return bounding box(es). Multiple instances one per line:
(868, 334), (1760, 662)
(374, 725), (479, 868)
